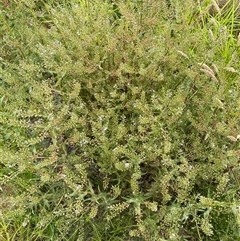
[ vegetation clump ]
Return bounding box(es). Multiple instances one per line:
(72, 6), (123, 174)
(0, 0), (240, 240)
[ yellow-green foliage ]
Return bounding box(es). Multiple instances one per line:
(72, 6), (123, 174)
(0, 0), (240, 240)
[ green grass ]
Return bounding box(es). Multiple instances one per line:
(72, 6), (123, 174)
(0, 0), (240, 240)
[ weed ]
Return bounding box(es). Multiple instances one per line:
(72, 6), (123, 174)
(0, 0), (240, 240)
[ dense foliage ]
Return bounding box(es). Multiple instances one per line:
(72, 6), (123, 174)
(0, 0), (240, 240)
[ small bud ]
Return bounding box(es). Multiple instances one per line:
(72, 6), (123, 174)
(227, 136), (238, 142)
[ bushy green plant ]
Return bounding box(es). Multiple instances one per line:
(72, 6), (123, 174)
(0, 0), (240, 240)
